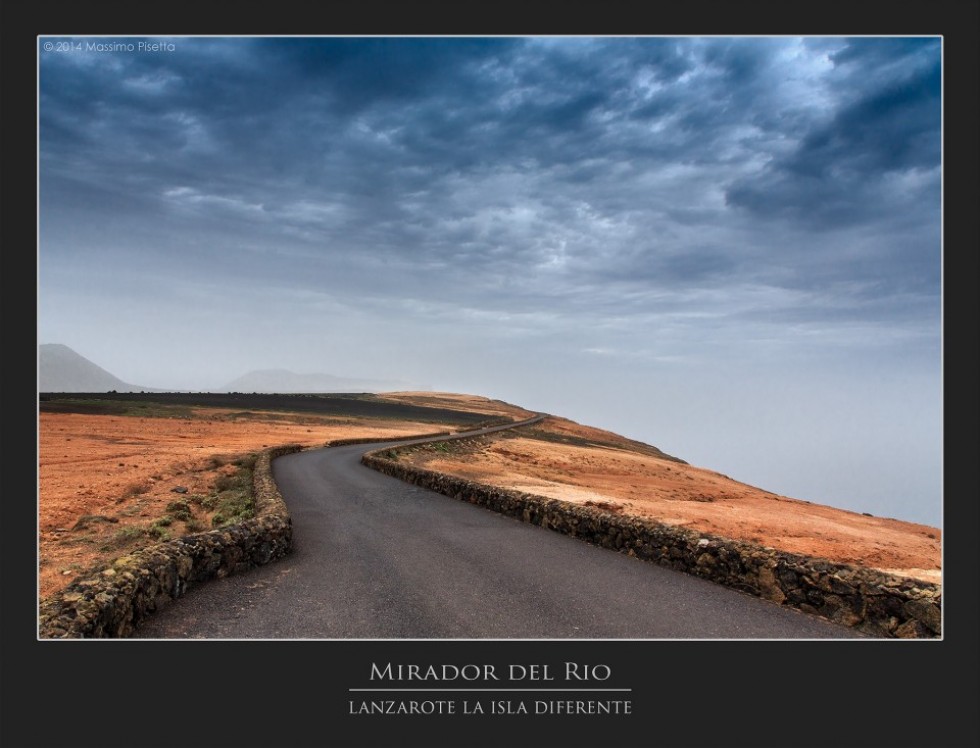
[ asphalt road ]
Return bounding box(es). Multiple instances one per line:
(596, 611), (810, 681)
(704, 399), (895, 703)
(134, 418), (861, 639)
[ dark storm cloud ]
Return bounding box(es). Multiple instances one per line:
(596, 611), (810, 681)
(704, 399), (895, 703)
(40, 36), (941, 329)
(725, 37), (940, 227)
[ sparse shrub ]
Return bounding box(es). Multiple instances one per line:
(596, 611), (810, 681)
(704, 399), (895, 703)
(165, 500), (193, 521)
(71, 514), (119, 531)
(208, 485), (254, 526)
(214, 472), (244, 492)
(99, 525), (148, 552)
(186, 453), (259, 528)
(233, 453), (258, 469)
(122, 481), (151, 498)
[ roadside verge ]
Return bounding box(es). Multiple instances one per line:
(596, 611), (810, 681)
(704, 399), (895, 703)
(361, 450), (942, 639)
(38, 444), (302, 638)
(36, 423), (516, 639)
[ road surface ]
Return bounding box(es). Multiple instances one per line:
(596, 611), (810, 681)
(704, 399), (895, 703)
(134, 419), (861, 639)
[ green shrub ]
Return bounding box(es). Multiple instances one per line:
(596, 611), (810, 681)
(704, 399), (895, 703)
(98, 525), (148, 552)
(205, 456), (256, 528)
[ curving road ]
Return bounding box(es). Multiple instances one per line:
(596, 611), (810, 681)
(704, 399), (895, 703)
(134, 417), (861, 639)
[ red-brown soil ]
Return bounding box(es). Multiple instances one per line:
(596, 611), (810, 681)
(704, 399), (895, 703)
(39, 397), (939, 602)
(38, 393), (529, 600)
(395, 417), (942, 584)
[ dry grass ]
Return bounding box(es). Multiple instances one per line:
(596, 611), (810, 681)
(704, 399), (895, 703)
(38, 407), (463, 599)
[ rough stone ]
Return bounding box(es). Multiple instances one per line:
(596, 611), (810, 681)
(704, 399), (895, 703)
(39, 444), (302, 639)
(894, 619), (931, 639)
(361, 449), (941, 639)
(903, 598), (942, 634)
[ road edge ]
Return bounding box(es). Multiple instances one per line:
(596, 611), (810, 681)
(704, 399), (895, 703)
(360, 438), (941, 639)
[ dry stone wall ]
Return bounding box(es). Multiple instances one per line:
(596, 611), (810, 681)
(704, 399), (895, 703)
(39, 429), (941, 640)
(39, 444), (303, 639)
(37, 432), (452, 639)
(362, 451), (941, 639)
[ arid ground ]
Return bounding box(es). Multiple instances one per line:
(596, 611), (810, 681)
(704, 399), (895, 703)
(392, 415), (942, 584)
(38, 392), (529, 599)
(39, 392), (940, 602)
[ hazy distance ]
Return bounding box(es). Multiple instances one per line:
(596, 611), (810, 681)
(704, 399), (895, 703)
(39, 37), (942, 526)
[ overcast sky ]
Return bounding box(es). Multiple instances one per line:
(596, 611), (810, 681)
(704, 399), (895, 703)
(39, 36), (942, 526)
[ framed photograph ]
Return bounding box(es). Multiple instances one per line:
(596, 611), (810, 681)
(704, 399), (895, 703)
(5, 2), (977, 747)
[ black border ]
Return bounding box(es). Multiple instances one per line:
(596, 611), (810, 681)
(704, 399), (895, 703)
(3, 2), (977, 747)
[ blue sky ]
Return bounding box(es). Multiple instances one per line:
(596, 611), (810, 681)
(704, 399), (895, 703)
(38, 36), (942, 526)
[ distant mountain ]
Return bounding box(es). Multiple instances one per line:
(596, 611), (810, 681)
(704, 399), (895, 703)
(220, 369), (422, 394)
(38, 345), (425, 394)
(39, 344), (151, 392)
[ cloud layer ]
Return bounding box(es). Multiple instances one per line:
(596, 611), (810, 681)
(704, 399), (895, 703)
(39, 37), (942, 524)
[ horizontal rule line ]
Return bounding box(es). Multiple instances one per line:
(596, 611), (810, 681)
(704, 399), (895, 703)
(348, 688), (632, 693)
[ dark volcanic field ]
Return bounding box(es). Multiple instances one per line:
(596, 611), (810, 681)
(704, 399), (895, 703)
(37, 391), (494, 425)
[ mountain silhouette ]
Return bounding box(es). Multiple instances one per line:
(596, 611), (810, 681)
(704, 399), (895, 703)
(39, 344), (150, 392)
